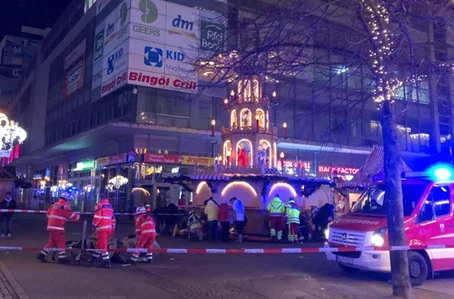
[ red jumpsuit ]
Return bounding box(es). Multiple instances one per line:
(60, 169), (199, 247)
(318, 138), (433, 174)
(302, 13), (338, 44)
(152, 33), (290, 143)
(132, 214), (156, 263)
(40, 199), (80, 261)
(92, 199), (113, 263)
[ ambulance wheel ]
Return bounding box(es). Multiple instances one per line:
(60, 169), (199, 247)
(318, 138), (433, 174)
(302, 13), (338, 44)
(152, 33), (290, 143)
(408, 251), (428, 286)
(338, 263), (360, 273)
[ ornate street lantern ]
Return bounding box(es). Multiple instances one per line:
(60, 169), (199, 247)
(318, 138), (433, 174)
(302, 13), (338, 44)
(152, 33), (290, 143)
(0, 113), (27, 157)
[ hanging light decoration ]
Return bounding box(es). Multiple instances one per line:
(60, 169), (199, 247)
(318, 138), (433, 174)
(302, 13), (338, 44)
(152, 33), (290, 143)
(109, 175), (128, 189)
(0, 113), (27, 157)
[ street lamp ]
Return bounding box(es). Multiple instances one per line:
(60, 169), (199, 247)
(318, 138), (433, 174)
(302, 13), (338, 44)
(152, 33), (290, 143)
(283, 122), (288, 139)
(224, 98), (229, 110)
(211, 119), (216, 137)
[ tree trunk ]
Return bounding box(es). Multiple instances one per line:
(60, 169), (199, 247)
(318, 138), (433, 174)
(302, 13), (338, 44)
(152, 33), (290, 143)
(380, 101), (413, 299)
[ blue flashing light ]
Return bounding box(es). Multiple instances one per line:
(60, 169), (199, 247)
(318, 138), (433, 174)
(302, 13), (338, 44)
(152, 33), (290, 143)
(426, 163), (454, 182)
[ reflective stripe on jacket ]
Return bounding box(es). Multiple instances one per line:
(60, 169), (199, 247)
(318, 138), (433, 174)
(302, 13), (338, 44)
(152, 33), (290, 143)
(267, 197), (285, 217)
(46, 199), (80, 231)
(135, 214), (156, 236)
(286, 205), (300, 224)
(92, 199), (113, 232)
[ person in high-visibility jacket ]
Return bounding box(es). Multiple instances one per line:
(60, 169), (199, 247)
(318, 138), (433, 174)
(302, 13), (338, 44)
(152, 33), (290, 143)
(90, 198), (114, 268)
(267, 194), (285, 241)
(36, 193), (80, 263)
(131, 207), (156, 264)
(285, 198), (300, 243)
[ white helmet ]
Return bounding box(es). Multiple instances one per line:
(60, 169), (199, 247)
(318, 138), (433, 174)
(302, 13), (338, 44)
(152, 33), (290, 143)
(60, 192), (72, 201)
(136, 207), (147, 215)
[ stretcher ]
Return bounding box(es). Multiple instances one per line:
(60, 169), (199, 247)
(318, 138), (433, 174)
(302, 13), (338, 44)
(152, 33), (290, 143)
(63, 234), (160, 264)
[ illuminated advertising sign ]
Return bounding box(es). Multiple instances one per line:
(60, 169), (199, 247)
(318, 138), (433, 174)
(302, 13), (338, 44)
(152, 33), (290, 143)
(318, 166), (359, 175)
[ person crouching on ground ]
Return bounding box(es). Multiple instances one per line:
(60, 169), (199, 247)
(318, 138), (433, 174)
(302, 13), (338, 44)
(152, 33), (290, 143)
(36, 193), (80, 264)
(131, 206), (156, 264)
(90, 198), (114, 268)
(187, 210), (204, 241)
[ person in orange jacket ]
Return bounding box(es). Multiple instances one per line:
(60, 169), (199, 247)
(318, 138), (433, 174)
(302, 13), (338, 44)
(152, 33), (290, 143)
(90, 198), (114, 268)
(131, 206), (156, 264)
(36, 193), (80, 264)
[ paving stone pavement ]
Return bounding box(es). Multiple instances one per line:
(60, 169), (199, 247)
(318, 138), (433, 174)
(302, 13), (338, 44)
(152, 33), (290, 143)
(0, 214), (453, 298)
(0, 268), (15, 299)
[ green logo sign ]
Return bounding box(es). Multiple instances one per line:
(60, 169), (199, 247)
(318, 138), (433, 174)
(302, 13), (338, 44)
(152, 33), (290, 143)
(139, 0), (158, 24)
(120, 2), (128, 26)
(74, 160), (96, 171)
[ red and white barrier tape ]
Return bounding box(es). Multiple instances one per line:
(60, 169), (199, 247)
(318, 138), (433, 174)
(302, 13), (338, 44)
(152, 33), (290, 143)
(0, 209), (186, 216)
(0, 245), (451, 254)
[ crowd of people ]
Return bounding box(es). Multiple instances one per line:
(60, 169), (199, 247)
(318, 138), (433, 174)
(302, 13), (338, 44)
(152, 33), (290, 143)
(8, 190), (335, 268)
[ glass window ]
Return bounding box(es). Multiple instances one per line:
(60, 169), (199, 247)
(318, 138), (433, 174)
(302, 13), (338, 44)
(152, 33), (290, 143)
(428, 186), (450, 217)
(351, 184), (427, 216)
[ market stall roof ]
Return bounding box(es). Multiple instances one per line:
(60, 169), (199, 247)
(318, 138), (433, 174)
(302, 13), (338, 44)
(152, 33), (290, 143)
(339, 145), (411, 188)
(188, 173), (333, 185)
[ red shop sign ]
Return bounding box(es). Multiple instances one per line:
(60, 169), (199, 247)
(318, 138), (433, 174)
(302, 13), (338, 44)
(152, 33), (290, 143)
(144, 153), (180, 164)
(318, 166), (359, 175)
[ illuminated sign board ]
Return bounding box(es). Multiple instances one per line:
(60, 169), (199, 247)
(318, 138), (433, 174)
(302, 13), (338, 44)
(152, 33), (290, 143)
(73, 160), (96, 171)
(318, 166), (359, 175)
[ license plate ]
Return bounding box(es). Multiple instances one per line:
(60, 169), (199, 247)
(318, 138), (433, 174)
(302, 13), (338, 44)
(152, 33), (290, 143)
(336, 255), (355, 265)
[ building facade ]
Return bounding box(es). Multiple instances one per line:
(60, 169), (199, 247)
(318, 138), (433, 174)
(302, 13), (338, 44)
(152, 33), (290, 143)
(9, 0), (450, 211)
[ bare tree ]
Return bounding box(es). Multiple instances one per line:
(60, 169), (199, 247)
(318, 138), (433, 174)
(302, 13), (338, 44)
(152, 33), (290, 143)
(195, 0), (454, 298)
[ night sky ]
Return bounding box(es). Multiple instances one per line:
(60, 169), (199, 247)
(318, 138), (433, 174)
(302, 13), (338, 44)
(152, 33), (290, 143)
(0, 0), (72, 40)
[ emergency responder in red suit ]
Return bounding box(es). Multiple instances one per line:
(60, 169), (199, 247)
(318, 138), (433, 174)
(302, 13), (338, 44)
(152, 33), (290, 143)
(36, 193), (80, 263)
(90, 198), (114, 268)
(131, 207), (156, 264)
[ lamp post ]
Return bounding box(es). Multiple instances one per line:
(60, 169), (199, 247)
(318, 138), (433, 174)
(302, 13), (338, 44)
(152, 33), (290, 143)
(211, 119), (216, 137)
(283, 122), (288, 139)
(280, 152), (285, 172)
(224, 98), (229, 111)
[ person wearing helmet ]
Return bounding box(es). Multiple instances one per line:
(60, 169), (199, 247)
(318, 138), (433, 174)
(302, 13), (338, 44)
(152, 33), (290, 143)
(90, 198), (114, 268)
(36, 193), (80, 264)
(267, 194), (285, 242)
(285, 198), (300, 243)
(131, 206), (156, 264)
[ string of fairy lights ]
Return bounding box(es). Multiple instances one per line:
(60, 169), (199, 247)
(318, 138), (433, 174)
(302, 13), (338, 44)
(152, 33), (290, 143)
(360, 0), (403, 107)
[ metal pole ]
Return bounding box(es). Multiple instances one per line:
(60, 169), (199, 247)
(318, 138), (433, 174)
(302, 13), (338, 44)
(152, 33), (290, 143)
(81, 220), (87, 250)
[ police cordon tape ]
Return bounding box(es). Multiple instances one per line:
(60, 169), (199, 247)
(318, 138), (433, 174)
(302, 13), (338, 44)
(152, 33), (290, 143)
(0, 245), (452, 254)
(0, 209), (185, 216)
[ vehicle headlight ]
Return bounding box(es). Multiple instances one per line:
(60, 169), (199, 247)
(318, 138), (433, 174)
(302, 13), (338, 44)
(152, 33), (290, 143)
(371, 234), (384, 247)
(324, 228), (330, 239)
